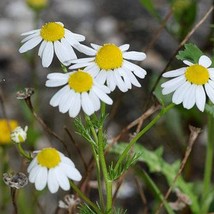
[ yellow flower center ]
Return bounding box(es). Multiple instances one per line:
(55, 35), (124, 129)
(185, 64), (209, 85)
(0, 120), (18, 145)
(68, 70), (93, 92)
(37, 148), (61, 168)
(95, 44), (123, 70)
(40, 22), (65, 42)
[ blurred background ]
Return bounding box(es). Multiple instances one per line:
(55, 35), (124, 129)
(0, 0), (213, 213)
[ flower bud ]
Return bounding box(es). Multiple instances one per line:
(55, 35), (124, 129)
(11, 126), (28, 143)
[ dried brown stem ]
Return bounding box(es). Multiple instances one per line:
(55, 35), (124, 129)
(11, 188), (18, 214)
(155, 125), (201, 214)
(24, 97), (71, 157)
(64, 127), (88, 170)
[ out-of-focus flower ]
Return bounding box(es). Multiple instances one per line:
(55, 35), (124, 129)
(26, 0), (48, 11)
(3, 172), (28, 189)
(0, 119), (18, 145)
(11, 126), (28, 143)
(69, 43), (147, 92)
(58, 194), (80, 212)
(19, 22), (86, 67)
(161, 55), (214, 111)
(46, 70), (113, 117)
(27, 148), (82, 193)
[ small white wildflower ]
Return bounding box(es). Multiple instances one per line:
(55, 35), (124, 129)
(11, 126), (28, 143)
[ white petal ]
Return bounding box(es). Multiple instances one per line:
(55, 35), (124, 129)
(59, 90), (75, 113)
(73, 43), (96, 56)
(55, 167), (70, 191)
(50, 85), (70, 107)
(21, 32), (40, 43)
(42, 42), (54, 67)
(29, 164), (40, 183)
(118, 68), (132, 89)
(27, 157), (37, 173)
(205, 83), (214, 103)
(123, 60), (146, 79)
(46, 79), (68, 87)
(21, 29), (40, 36)
(19, 36), (42, 53)
(48, 168), (59, 193)
(69, 62), (92, 70)
(162, 67), (186, 78)
(119, 44), (130, 52)
(81, 92), (94, 115)
(161, 76), (185, 88)
(123, 51), (146, 61)
(92, 86), (113, 105)
(94, 82), (111, 94)
(95, 70), (107, 84)
(47, 73), (69, 80)
(125, 69), (141, 87)
(91, 43), (101, 50)
(54, 41), (73, 65)
(38, 40), (47, 57)
(199, 55), (211, 68)
(60, 155), (75, 167)
(172, 81), (191, 104)
(106, 71), (117, 91)
(69, 93), (81, 117)
(183, 85), (196, 109)
(61, 38), (77, 62)
(89, 90), (101, 111)
(183, 60), (193, 66)
(69, 57), (94, 64)
(35, 167), (48, 191)
(66, 30), (85, 41)
(85, 63), (100, 77)
(114, 71), (128, 92)
(60, 163), (82, 181)
(195, 85), (206, 111)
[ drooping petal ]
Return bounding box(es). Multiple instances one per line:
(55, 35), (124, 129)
(48, 168), (59, 193)
(69, 93), (81, 117)
(92, 85), (113, 105)
(195, 85), (206, 111)
(55, 167), (70, 191)
(183, 85), (196, 109)
(35, 167), (48, 191)
(81, 92), (94, 115)
(60, 163), (82, 181)
(41, 42), (54, 67)
(88, 90), (101, 111)
(114, 71), (128, 92)
(205, 83), (214, 103)
(19, 36), (42, 53)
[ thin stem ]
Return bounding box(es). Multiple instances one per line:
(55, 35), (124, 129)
(98, 128), (112, 212)
(114, 103), (174, 172)
(70, 181), (101, 214)
(16, 143), (31, 160)
(201, 114), (214, 213)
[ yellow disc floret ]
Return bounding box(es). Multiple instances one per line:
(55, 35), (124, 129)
(37, 148), (61, 168)
(40, 22), (65, 42)
(185, 64), (209, 85)
(95, 44), (123, 70)
(68, 70), (93, 92)
(0, 119), (18, 145)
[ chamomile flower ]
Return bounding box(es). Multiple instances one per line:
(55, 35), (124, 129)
(69, 43), (147, 92)
(46, 70), (113, 117)
(27, 148), (82, 193)
(161, 55), (214, 111)
(19, 22), (85, 67)
(11, 126), (28, 143)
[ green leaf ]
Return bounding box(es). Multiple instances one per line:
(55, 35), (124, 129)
(111, 143), (200, 213)
(139, 0), (159, 18)
(176, 43), (203, 64)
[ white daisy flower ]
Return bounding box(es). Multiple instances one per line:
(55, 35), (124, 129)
(46, 70), (113, 117)
(68, 43), (147, 92)
(11, 126), (28, 143)
(19, 22), (85, 67)
(27, 148), (82, 193)
(161, 55), (214, 111)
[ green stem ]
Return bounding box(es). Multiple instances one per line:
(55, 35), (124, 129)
(70, 181), (101, 213)
(98, 128), (112, 212)
(114, 103), (174, 172)
(201, 114), (214, 213)
(16, 143), (31, 160)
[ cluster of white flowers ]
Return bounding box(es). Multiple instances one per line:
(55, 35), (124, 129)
(19, 21), (214, 194)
